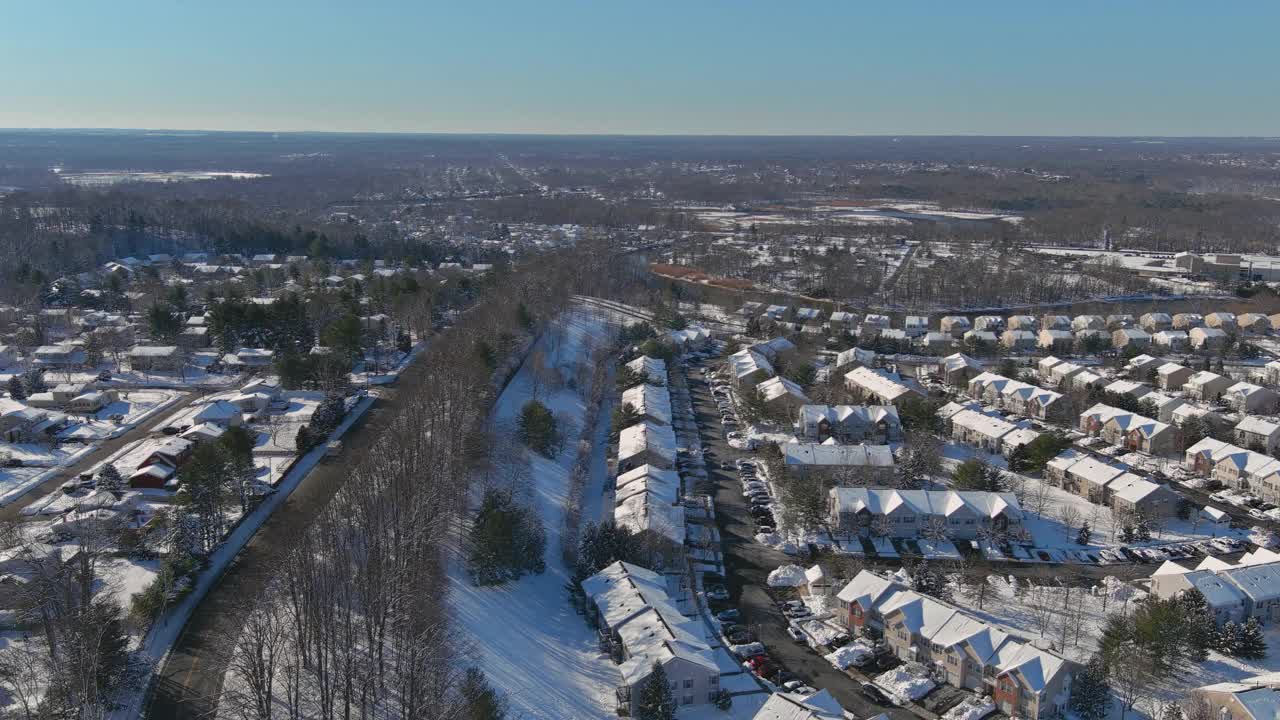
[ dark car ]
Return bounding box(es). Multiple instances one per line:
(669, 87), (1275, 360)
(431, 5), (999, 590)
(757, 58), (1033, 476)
(728, 629), (755, 645)
(861, 683), (894, 705)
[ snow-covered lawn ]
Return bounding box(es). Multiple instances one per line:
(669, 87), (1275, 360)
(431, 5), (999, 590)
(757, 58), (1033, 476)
(96, 556), (160, 615)
(875, 663), (936, 703)
(57, 389), (185, 441)
(0, 444), (99, 506)
(446, 306), (628, 720)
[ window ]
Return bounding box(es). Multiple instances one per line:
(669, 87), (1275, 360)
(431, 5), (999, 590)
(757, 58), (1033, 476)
(682, 694), (693, 705)
(709, 675), (718, 686)
(684, 678), (693, 689)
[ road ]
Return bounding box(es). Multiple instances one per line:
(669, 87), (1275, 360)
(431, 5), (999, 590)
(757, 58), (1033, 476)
(144, 360), (431, 719)
(684, 362), (916, 720)
(0, 390), (205, 522)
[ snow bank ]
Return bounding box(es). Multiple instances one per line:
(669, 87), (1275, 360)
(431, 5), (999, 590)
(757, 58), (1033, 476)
(767, 564), (807, 587)
(875, 664), (936, 703)
(729, 641), (764, 658)
(942, 696), (996, 720)
(824, 642), (873, 670)
(798, 619), (843, 646)
(756, 532), (782, 545)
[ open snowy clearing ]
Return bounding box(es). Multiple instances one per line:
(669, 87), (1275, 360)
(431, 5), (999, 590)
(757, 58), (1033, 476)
(446, 304), (631, 719)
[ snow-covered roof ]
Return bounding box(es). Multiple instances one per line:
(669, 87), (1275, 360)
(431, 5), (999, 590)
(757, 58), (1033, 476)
(757, 375), (810, 405)
(620, 383), (673, 425)
(783, 443), (895, 469)
(728, 348), (774, 382)
(618, 421), (678, 466)
(625, 355), (667, 384)
(828, 488), (1021, 521)
(845, 366), (921, 403)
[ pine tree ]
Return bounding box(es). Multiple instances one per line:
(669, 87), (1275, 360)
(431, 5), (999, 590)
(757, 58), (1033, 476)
(1235, 617), (1267, 660)
(1135, 515), (1152, 542)
(1119, 524), (1136, 543)
(635, 662), (676, 720)
(96, 464), (124, 494)
(1069, 654), (1111, 720)
(1076, 522), (1092, 546)
(6, 376), (24, 401)
(460, 667), (508, 720)
(1176, 589), (1213, 662)
(1215, 621), (1242, 655)
(23, 369), (46, 395)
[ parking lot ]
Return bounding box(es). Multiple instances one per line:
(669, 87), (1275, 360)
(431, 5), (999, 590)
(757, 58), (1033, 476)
(684, 358), (918, 719)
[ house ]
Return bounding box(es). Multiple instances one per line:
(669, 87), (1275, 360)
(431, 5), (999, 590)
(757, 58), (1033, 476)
(581, 562), (721, 715)
(0, 345), (16, 368)
(1000, 330), (1036, 351)
(1150, 567), (1246, 625)
(940, 353), (983, 388)
(1006, 315), (1037, 331)
(620, 384), (673, 426)
(1104, 379), (1151, 402)
(751, 692), (846, 720)
(1037, 329), (1073, 352)
(1206, 312), (1238, 331)
(1193, 674), (1280, 720)
(1156, 362), (1193, 391)
(613, 465), (684, 546)
(727, 349), (774, 388)
(844, 367), (923, 407)
(1138, 392), (1185, 423)
(1107, 314), (1136, 329)
(224, 348), (275, 370)
(783, 443), (895, 483)
(0, 401), (62, 443)
(1140, 312), (1173, 332)
(833, 347), (876, 372)
(1127, 353), (1165, 379)
(1152, 553), (1280, 626)
(804, 565), (835, 597)
(827, 488), (1022, 540)
(1152, 330), (1189, 351)
(756, 376), (810, 416)
(1184, 371), (1233, 402)
(1036, 356), (1064, 381)
(1236, 417), (1280, 453)
(963, 330), (999, 347)
(1072, 315), (1106, 331)
(1047, 360), (1087, 387)
(32, 345), (86, 368)
(1183, 437), (1239, 476)
(1213, 448), (1280, 494)
(617, 421), (678, 473)
(860, 314), (891, 337)
(950, 410), (1015, 454)
(750, 337), (797, 365)
(920, 332), (955, 352)
(667, 326), (712, 351)
(1225, 382), (1278, 414)
(1112, 327), (1152, 350)
(1238, 313), (1270, 334)
(903, 316), (930, 337)
(834, 571), (1075, 719)
(128, 345), (183, 372)
(1189, 326), (1228, 350)
(827, 311), (857, 334)
(65, 390), (116, 414)
(1172, 313), (1205, 329)
(1108, 474), (1178, 517)
(178, 326), (211, 348)
(625, 356), (667, 385)
(939, 316), (971, 338)
(1040, 315), (1071, 331)
(1266, 360), (1280, 387)
(1071, 369), (1108, 391)
(795, 405), (901, 443)
(1064, 456), (1127, 499)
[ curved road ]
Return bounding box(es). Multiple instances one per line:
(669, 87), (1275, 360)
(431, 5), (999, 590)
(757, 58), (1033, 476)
(144, 362), (430, 718)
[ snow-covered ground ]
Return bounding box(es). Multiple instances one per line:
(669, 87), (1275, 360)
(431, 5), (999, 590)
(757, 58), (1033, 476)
(446, 305), (628, 719)
(57, 389), (185, 441)
(0, 444), (98, 506)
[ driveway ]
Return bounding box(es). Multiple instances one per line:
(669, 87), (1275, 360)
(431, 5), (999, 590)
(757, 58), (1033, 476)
(684, 363), (916, 720)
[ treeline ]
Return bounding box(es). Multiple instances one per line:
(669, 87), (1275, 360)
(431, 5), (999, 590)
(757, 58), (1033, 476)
(218, 239), (636, 719)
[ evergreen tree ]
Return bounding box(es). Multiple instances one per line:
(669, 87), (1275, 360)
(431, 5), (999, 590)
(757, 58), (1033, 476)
(310, 394), (347, 437)
(460, 667), (508, 720)
(518, 400), (560, 457)
(295, 424), (314, 452)
(907, 562), (953, 602)
(1076, 521), (1092, 546)
(1135, 515), (1152, 542)
(1215, 620), (1242, 655)
(1236, 617), (1268, 660)
(96, 464), (124, 494)
(6, 375), (25, 401)
(1119, 524), (1136, 543)
(635, 662), (676, 720)
(1176, 589), (1213, 662)
(1069, 654), (1112, 720)
(468, 490), (546, 585)
(23, 369), (46, 395)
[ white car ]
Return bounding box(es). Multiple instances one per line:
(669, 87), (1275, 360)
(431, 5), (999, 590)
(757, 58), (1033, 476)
(786, 627), (806, 643)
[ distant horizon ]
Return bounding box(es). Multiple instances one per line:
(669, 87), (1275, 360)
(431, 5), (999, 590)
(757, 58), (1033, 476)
(2, 127), (1279, 141)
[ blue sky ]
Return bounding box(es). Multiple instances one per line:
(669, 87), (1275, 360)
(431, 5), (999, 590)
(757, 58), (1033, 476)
(3, 1), (1276, 135)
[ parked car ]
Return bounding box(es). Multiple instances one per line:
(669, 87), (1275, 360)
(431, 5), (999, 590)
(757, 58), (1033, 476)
(861, 683), (894, 706)
(706, 585), (729, 602)
(786, 626), (806, 643)
(756, 525), (774, 534)
(728, 629), (755, 645)
(716, 609), (741, 622)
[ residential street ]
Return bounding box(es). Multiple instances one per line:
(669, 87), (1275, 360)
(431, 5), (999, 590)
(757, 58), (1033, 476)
(685, 364), (917, 720)
(0, 390), (204, 521)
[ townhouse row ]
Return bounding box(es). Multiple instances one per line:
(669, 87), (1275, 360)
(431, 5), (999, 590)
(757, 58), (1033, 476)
(835, 570), (1075, 719)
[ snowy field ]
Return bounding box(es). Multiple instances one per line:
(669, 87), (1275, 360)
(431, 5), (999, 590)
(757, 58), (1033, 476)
(446, 305), (629, 719)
